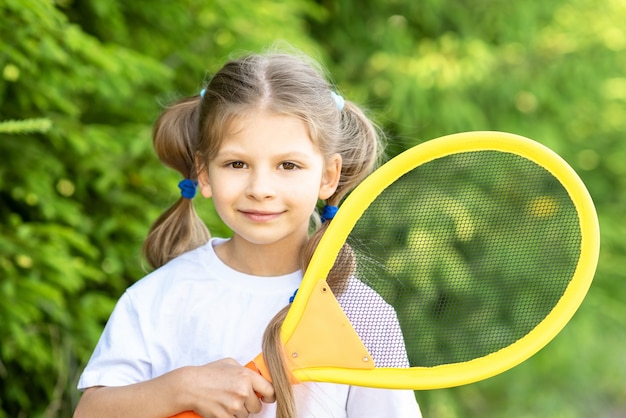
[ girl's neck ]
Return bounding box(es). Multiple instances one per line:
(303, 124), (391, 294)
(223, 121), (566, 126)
(215, 235), (306, 277)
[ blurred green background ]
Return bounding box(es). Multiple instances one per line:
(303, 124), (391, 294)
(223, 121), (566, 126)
(1, 0), (624, 416)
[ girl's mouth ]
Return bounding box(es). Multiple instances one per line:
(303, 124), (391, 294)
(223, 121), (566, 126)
(240, 210), (283, 222)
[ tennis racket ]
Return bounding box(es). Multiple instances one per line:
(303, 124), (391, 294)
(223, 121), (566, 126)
(171, 131), (599, 416)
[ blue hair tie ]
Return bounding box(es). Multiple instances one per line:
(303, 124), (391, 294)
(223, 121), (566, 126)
(178, 179), (198, 199)
(330, 91), (344, 111)
(320, 205), (339, 223)
(289, 288), (298, 303)
(199, 88), (206, 98)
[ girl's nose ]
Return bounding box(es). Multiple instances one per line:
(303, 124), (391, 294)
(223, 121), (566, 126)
(246, 169), (276, 200)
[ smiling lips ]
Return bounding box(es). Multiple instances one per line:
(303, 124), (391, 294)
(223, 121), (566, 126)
(240, 210), (284, 222)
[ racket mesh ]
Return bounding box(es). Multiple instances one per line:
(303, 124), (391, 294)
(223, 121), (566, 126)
(332, 150), (581, 368)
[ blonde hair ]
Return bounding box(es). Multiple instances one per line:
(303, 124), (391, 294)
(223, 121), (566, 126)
(143, 50), (383, 416)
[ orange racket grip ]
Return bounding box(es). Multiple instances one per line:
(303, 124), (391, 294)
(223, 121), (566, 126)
(169, 412), (200, 418)
(245, 353), (271, 381)
(247, 352), (301, 385)
(245, 352), (269, 399)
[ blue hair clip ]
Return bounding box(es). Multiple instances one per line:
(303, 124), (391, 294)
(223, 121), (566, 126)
(330, 91), (344, 111)
(199, 88), (206, 98)
(320, 205), (339, 223)
(178, 179), (198, 199)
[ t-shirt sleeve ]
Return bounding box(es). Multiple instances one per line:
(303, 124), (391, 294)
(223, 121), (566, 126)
(346, 386), (422, 417)
(77, 291), (152, 390)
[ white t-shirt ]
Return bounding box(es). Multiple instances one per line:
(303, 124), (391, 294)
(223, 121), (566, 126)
(78, 238), (421, 417)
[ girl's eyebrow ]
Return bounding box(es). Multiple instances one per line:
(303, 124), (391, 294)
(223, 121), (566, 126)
(275, 151), (317, 161)
(212, 147), (247, 158)
(215, 148), (316, 161)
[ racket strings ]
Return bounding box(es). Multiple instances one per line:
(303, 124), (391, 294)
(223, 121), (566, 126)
(333, 151), (582, 368)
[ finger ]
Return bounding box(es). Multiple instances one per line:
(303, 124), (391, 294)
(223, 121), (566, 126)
(250, 374), (275, 403)
(243, 395), (263, 414)
(228, 400), (250, 418)
(233, 411), (249, 418)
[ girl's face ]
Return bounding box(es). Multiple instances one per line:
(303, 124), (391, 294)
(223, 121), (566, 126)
(199, 110), (341, 249)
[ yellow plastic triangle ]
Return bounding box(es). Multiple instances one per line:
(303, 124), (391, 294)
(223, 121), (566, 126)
(282, 280), (375, 379)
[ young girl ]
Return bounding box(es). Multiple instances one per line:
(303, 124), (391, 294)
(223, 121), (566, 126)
(74, 50), (421, 418)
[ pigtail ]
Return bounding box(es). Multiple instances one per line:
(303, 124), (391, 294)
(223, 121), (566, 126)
(302, 97), (383, 293)
(261, 305), (296, 418)
(264, 232), (359, 418)
(299, 223), (357, 294)
(142, 96), (210, 269)
(328, 99), (385, 205)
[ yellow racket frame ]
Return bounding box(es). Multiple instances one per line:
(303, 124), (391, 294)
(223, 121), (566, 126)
(282, 131), (600, 389)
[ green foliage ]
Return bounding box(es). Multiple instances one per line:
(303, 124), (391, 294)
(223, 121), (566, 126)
(1, 0), (625, 416)
(0, 1), (169, 415)
(1, 0), (319, 416)
(0, 118), (52, 134)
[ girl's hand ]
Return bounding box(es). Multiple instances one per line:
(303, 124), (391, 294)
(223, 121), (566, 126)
(73, 358), (274, 418)
(179, 358), (275, 418)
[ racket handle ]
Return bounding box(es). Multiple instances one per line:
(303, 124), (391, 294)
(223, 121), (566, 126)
(168, 355), (269, 417)
(245, 353), (269, 399)
(245, 353), (270, 381)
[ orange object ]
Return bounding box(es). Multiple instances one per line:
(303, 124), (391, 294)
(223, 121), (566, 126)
(244, 352), (271, 381)
(169, 412), (199, 418)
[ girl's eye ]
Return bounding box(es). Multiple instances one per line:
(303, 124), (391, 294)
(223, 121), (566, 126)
(229, 161), (245, 169)
(280, 162), (298, 170)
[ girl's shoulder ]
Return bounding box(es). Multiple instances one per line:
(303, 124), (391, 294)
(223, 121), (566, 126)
(126, 238), (223, 296)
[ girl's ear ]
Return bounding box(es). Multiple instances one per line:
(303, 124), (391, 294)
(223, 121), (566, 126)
(197, 168), (213, 198)
(319, 154), (342, 200)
